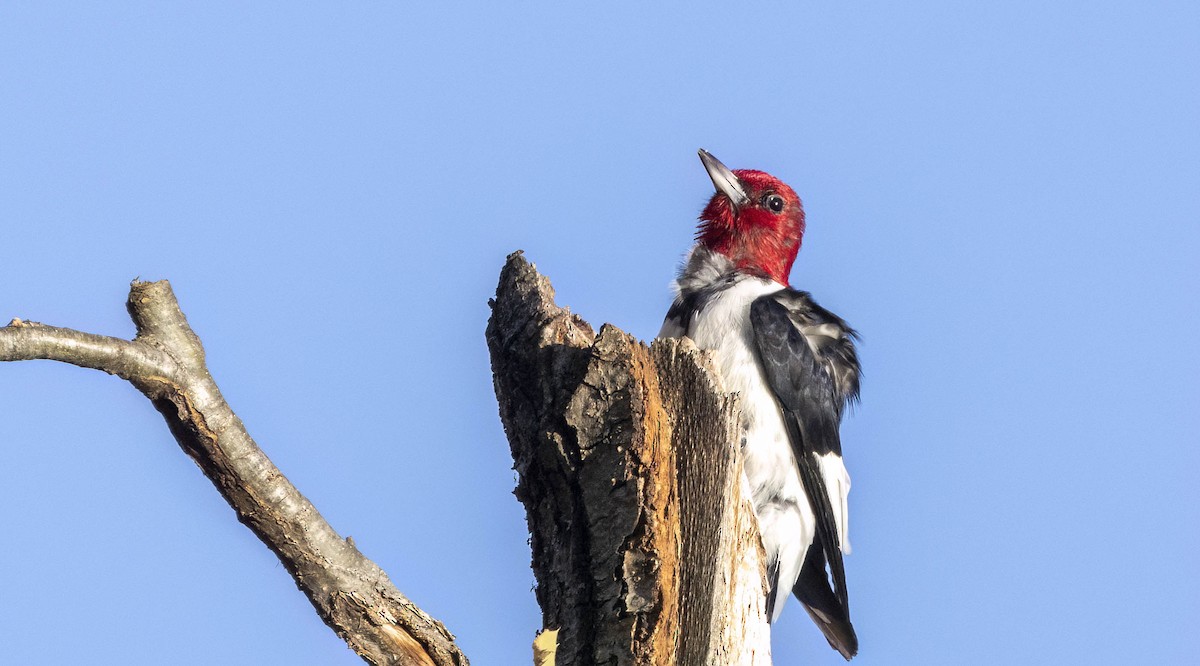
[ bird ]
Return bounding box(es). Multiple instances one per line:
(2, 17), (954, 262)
(659, 149), (860, 659)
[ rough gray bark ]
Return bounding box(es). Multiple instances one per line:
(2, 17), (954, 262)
(0, 281), (467, 666)
(487, 252), (771, 666)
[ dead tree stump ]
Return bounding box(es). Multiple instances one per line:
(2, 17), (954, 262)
(486, 252), (772, 666)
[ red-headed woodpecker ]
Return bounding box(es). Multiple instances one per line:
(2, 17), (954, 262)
(659, 150), (860, 659)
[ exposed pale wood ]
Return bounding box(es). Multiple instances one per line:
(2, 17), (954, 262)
(487, 252), (772, 665)
(654, 340), (771, 666)
(533, 629), (558, 666)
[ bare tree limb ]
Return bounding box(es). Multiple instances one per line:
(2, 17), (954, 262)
(1, 281), (468, 666)
(1, 318), (174, 379)
(487, 252), (771, 666)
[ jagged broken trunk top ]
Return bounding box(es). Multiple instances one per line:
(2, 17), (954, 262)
(486, 252), (772, 666)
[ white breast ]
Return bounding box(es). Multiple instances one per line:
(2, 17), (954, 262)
(661, 267), (856, 619)
(682, 278), (817, 618)
(684, 278), (806, 505)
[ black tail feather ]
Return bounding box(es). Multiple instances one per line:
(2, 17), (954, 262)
(765, 558), (782, 622)
(793, 543), (858, 660)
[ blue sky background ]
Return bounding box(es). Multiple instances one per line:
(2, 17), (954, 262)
(2, 3), (1197, 664)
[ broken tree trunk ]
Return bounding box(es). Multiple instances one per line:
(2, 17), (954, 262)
(486, 252), (772, 666)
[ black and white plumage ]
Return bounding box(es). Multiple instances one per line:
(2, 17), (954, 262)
(659, 151), (861, 659)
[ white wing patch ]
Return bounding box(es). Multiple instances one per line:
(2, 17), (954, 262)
(817, 451), (852, 554)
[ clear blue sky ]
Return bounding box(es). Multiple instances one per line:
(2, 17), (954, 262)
(2, 3), (1197, 664)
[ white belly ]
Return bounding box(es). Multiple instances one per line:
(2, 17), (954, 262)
(684, 278), (816, 618)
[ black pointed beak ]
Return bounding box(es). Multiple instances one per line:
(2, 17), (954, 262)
(698, 149), (750, 213)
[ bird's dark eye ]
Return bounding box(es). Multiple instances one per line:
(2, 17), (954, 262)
(765, 194), (786, 213)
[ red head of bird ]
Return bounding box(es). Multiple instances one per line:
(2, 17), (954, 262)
(697, 149), (805, 286)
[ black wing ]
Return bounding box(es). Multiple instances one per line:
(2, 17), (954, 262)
(750, 292), (858, 659)
(776, 289), (861, 416)
(659, 290), (703, 337)
(659, 273), (741, 339)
